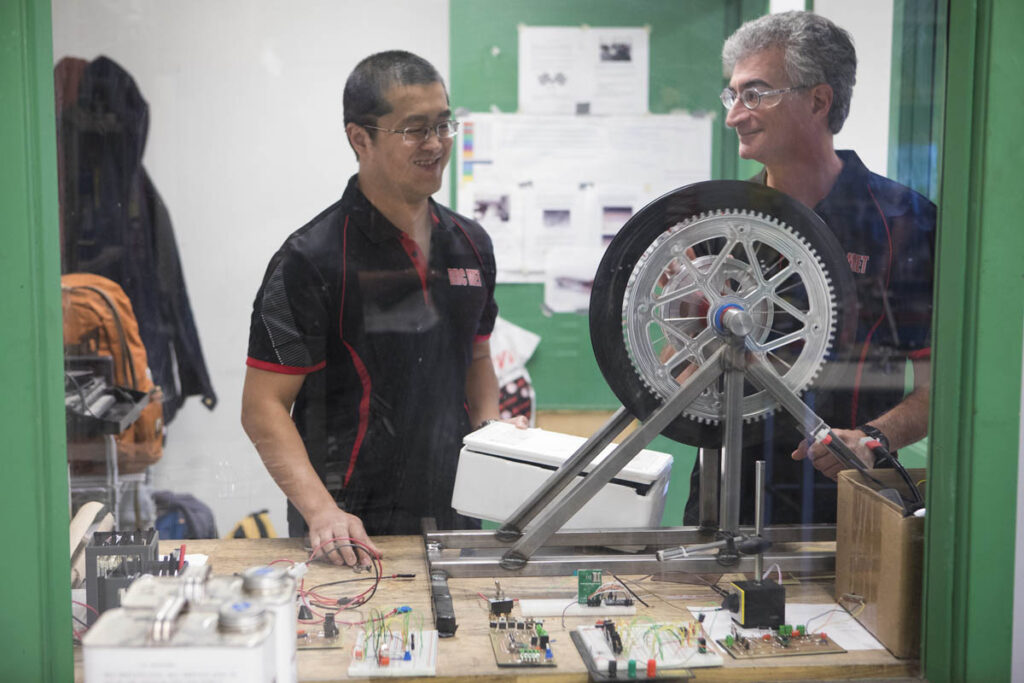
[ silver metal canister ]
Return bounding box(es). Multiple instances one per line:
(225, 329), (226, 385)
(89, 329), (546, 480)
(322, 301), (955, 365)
(82, 601), (275, 682)
(242, 565), (298, 683)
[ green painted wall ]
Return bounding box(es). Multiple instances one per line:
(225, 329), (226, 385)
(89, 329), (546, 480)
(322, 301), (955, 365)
(922, 0), (1024, 680)
(0, 0), (73, 680)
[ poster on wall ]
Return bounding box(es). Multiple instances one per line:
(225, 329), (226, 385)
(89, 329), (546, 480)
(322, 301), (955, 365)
(518, 25), (650, 115)
(456, 113), (713, 284)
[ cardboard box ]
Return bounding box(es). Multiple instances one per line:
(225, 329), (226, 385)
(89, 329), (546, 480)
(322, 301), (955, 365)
(835, 468), (926, 659)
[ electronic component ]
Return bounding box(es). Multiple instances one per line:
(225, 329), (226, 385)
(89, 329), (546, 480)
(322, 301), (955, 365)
(489, 580), (514, 615)
(586, 590), (634, 608)
(429, 570), (457, 637)
(716, 623), (846, 659)
(571, 619), (723, 680)
(721, 579), (785, 628)
(85, 529), (184, 623)
(348, 628), (438, 677)
(488, 618), (556, 667)
(577, 569), (603, 604)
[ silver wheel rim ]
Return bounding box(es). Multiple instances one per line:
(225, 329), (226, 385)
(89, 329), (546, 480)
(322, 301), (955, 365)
(621, 209), (837, 424)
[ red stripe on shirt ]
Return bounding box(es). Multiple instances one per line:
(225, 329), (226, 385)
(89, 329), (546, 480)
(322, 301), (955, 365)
(246, 357), (325, 375)
(337, 214), (372, 488)
(339, 215), (349, 337)
(450, 216), (485, 268)
(398, 233), (430, 304)
(850, 184), (894, 425)
(342, 340), (372, 488)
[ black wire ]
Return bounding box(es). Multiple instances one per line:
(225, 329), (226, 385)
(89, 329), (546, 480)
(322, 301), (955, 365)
(610, 573), (650, 607)
(821, 433), (923, 512)
(307, 544), (382, 609)
(307, 576), (378, 592)
(872, 446), (924, 507)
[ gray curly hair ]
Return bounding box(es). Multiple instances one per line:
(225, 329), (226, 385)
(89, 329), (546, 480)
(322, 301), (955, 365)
(723, 11), (856, 134)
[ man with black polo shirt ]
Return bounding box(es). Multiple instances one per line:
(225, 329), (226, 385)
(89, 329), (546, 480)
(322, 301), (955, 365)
(241, 51), (517, 565)
(683, 11), (935, 525)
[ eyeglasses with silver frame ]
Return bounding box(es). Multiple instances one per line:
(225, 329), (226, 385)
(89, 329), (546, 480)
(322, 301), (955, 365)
(720, 85), (810, 111)
(361, 120), (460, 144)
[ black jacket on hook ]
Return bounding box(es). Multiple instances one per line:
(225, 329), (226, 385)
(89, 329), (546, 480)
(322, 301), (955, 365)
(57, 55), (217, 422)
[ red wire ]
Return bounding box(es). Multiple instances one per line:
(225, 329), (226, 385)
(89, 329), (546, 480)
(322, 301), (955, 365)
(72, 599), (100, 618)
(306, 536), (382, 572)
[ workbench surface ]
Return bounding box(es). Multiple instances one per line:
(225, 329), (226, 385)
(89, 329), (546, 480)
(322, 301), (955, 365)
(74, 536), (918, 682)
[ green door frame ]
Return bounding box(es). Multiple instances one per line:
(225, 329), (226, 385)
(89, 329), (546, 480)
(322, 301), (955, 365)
(0, 0), (73, 680)
(922, 0), (1024, 680)
(3, 0), (1021, 680)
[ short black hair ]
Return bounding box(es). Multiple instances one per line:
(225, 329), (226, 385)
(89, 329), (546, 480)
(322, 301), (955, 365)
(343, 50), (447, 133)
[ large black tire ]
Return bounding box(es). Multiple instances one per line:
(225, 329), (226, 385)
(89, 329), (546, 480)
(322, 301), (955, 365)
(589, 180), (858, 447)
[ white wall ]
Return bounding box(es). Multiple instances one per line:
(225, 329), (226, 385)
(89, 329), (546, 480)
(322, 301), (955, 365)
(815, 0), (894, 175)
(767, 1), (895, 175)
(52, 0), (450, 536)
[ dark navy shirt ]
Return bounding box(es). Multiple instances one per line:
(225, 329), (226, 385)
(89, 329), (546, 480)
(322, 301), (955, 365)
(685, 150), (936, 525)
(247, 175), (497, 535)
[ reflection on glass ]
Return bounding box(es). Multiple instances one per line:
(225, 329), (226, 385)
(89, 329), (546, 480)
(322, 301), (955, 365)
(53, 1), (944, 633)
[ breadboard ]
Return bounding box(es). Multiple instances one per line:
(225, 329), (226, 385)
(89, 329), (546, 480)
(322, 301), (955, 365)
(347, 629), (438, 677)
(518, 598), (636, 617)
(572, 620), (722, 679)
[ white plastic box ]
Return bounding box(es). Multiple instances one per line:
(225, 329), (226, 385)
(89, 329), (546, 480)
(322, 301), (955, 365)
(452, 422), (673, 529)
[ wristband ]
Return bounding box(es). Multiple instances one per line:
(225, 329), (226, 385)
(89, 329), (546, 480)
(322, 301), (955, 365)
(856, 424), (890, 452)
(475, 418), (498, 431)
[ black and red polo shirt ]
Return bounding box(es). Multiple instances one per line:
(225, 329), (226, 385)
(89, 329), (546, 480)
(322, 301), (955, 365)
(685, 150), (936, 526)
(247, 175), (497, 535)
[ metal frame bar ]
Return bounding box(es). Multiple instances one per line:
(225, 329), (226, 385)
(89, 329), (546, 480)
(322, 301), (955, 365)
(425, 309), (864, 581)
(496, 348), (727, 569)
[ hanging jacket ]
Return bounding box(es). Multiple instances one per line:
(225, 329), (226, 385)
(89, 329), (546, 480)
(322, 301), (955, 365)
(57, 55), (217, 422)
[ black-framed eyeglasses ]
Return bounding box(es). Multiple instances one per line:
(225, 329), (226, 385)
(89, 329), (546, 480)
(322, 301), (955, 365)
(361, 120), (460, 144)
(720, 85), (810, 110)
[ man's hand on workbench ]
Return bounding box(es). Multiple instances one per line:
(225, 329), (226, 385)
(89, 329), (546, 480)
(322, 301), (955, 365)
(306, 506), (381, 567)
(791, 429), (874, 480)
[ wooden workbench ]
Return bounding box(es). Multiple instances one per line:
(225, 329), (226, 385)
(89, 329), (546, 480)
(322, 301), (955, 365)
(74, 536), (919, 682)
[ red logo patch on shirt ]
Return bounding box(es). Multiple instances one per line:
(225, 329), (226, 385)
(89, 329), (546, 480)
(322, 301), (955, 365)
(846, 252), (870, 274)
(448, 268), (482, 286)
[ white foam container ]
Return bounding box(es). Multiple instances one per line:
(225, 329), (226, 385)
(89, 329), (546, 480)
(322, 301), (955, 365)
(452, 422), (673, 529)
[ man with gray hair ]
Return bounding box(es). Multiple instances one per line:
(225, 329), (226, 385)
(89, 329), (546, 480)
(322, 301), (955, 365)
(685, 11), (935, 525)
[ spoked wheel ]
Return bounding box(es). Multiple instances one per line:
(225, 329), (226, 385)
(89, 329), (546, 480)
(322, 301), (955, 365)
(590, 181), (858, 447)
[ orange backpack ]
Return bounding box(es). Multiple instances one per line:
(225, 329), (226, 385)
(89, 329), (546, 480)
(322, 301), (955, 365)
(62, 273), (164, 474)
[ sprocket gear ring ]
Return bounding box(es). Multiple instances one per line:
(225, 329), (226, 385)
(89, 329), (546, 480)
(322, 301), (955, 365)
(589, 180), (858, 448)
(620, 208), (837, 425)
